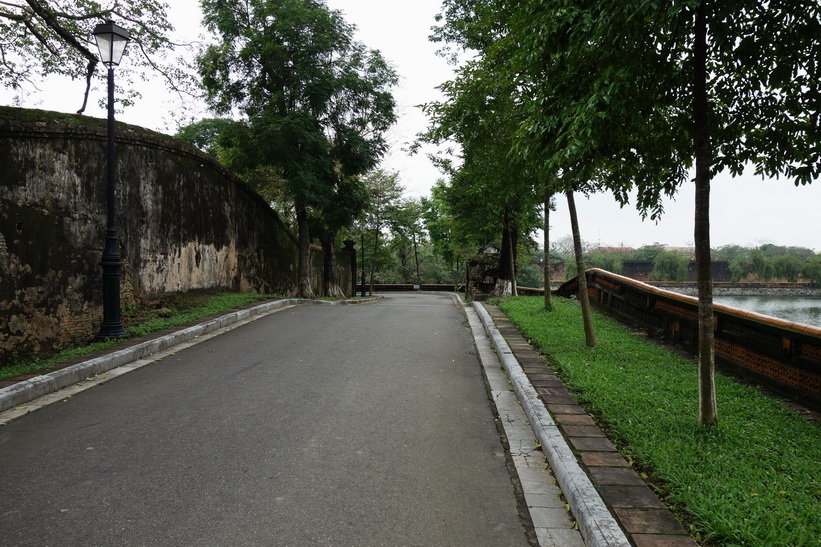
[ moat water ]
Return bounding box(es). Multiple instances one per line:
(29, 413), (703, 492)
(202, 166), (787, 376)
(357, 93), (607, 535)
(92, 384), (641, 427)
(714, 296), (821, 328)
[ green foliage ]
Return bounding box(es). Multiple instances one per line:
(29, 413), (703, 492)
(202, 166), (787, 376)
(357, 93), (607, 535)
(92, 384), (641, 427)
(500, 296), (821, 546)
(420, 181), (472, 286)
(587, 252), (623, 275)
(0, 0), (194, 111)
(802, 255), (821, 286)
(728, 254), (749, 284)
(174, 118), (243, 159)
(651, 250), (690, 282)
(630, 245), (666, 262)
(772, 254), (804, 283)
(750, 249), (775, 281)
(713, 244), (749, 262)
(197, 0), (397, 296)
(516, 241), (544, 288)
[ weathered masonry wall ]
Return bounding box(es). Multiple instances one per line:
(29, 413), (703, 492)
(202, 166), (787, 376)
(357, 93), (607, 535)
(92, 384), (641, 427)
(0, 107), (352, 365)
(558, 268), (821, 407)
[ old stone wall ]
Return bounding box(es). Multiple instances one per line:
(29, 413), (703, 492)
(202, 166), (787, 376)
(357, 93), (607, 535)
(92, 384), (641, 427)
(0, 107), (351, 365)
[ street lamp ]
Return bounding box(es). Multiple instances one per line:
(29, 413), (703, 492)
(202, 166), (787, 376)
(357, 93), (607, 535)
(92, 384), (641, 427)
(93, 20), (130, 339)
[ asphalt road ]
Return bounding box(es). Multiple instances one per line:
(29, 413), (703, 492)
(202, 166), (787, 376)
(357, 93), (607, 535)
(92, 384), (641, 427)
(0, 294), (531, 546)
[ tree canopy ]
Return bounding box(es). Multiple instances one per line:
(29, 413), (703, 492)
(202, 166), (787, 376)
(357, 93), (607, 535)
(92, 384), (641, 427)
(427, 0), (820, 424)
(197, 0), (397, 297)
(0, 0), (194, 112)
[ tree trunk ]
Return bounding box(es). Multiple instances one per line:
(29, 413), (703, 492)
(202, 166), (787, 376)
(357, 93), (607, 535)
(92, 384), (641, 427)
(693, 0), (718, 425)
(369, 227), (379, 296)
(566, 191), (596, 346)
(544, 188), (553, 311)
(295, 204), (315, 299)
(510, 216), (519, 296)
(321, 233), (345, 299)
(494, 209), (515, 297)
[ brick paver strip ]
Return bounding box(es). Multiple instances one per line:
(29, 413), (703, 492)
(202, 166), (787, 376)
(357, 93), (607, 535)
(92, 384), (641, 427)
(614, 508), (689, 535)
(633, 534), (700, 547)
(589, 467), (647, 486)
(554, 414), (596, 426)
(529, 374), (558, 382)
(474, 303), (631, 546)
(537, 390), (578, 405)
(546, 404), (587, 415)
(599, 486), (667, 509)
(563, 425), (606, 437)
(482, 303), (699, 546)
(580, 452), (631, 467)
(569, 436), (617, 452)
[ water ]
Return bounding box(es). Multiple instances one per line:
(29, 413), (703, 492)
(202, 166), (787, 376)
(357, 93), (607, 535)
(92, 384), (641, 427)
(713, 296), (821, 328)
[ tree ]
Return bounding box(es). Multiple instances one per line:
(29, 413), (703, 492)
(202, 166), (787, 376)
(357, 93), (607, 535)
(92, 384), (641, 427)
(566, 191), (597, 346)
(543, 190), (554, 310)
(651, 250), (690, 282)
(728, 254), (749, 283)
(802, 255), (821, 286)
(588, 252), (624, 275)
(419, 44), (541, 297)
(197, 0), (397, 298)
(0, 0), (193, 113)
(388, 198), (427, 284)
(772, 254), (803, 283)
(175, 118), (241, 159)
(421, 180), (469, 286)
(362, 169), (404, 294)
(507, 0), (820, 425)
(750, 249), (775, 281)
(314, 176), (370, 297)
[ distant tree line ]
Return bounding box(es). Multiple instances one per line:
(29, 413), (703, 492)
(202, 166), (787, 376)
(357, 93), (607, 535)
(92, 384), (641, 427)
(532, 240), (821, 285)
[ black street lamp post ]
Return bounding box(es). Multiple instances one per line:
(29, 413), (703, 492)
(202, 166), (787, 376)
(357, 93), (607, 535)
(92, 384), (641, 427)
(93, 20), (130, 339)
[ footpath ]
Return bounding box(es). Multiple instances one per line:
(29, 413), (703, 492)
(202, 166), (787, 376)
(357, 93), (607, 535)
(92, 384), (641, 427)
(0, 294), (698, 546)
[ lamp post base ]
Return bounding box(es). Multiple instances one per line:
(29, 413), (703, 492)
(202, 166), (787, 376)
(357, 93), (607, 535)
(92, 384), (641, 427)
(96, 322), (129, 340)
(96, 229), (129, 341)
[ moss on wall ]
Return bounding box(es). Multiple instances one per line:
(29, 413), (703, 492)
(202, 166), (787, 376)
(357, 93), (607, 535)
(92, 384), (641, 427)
(0, 106), (351, 365)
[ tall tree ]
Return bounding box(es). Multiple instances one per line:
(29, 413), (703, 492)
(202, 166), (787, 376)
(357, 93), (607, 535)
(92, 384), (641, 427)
(418, 56), (541, 297)
(198, 0), (397, 298)
(314, 176), (370, 297)
(362, 169), (404, 294)
(543, 189), (554, 310)
(421, 180), (469, 287)
(0, 0), (193, 113)
(566, 191), (597, 346)
(508, 0), (820, 425)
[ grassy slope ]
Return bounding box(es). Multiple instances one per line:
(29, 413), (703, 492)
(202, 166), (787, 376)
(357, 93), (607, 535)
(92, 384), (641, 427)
(1, 292), (277, 381)
(499, 296), (820, 546)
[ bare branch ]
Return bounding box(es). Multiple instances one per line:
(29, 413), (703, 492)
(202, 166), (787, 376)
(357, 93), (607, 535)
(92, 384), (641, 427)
(76, 57), (96, 114)
(23, 18), (59, 55)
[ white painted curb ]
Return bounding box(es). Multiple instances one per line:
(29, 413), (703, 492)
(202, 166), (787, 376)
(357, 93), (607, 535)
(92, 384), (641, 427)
(0, 298), (374, 414)
(472, 302), (630, 547)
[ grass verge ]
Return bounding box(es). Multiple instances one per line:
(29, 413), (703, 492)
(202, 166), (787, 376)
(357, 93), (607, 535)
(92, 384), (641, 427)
(1, 291), (278, 382)
(499, 296), (820, 546)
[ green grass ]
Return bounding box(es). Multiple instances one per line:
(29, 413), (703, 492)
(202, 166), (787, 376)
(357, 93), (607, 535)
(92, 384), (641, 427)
(1, 292), (278, 381)
(499, 296), (821, 546)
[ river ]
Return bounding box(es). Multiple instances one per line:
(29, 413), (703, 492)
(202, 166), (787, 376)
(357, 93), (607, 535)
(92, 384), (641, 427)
(714, 296), (821, 328)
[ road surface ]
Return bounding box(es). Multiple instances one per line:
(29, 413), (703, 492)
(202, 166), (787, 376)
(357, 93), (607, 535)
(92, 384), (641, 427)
(0, 294), (531, 546)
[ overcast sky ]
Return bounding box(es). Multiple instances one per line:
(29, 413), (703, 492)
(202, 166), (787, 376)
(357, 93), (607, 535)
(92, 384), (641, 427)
(3, 0), (818, 252)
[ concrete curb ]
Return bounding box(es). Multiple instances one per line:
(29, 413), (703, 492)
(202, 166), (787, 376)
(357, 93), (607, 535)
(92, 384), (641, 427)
(0, 297), (378, 414)
(472, 302), (630, 547)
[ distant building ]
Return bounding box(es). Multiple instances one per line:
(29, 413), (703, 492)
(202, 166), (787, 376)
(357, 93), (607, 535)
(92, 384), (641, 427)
(588, 246), (636, 255)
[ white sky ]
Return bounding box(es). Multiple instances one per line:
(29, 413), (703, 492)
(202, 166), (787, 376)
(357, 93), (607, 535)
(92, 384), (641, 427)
(3, 0), (819, 252)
